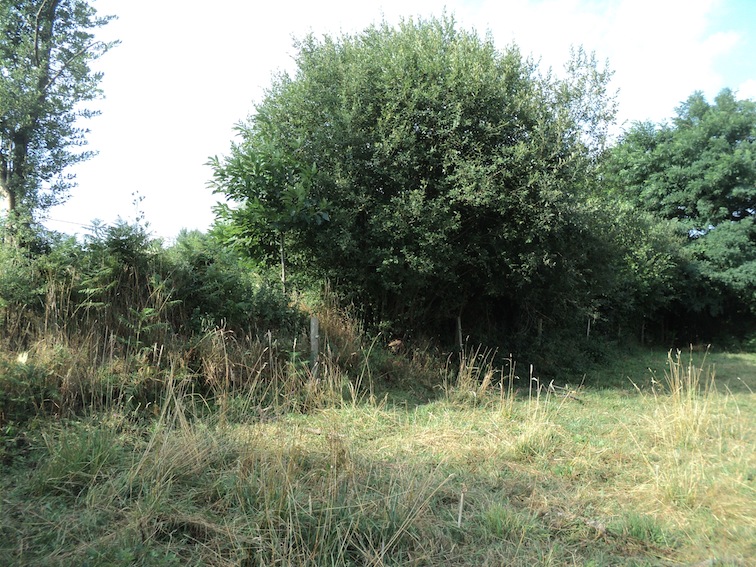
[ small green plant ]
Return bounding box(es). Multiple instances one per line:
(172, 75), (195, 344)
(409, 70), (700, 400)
(483, 503), (543, 543)
(611, 512), (673, 547)
(31, 422), (123, 499)
(0, 354), (58, 424)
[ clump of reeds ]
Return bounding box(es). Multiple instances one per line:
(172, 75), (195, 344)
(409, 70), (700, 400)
(442, 345), (516, 410)
(653, 348), (717, 447)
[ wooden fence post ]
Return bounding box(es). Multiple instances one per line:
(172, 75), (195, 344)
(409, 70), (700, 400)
(310, 316), (320, 379)
(456, 315), (463, 352)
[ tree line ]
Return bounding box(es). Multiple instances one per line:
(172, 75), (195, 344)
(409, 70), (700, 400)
(2, 6), (754, 370)
(208, 16), (755, 355)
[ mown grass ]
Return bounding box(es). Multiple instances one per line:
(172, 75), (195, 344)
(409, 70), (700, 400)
(1, 346), (754, 566)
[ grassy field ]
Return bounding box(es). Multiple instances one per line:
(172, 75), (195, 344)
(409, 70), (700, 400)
(1, 346), (754, 566)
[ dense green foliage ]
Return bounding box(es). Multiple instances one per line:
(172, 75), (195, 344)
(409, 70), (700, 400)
(0, 0), (116, 226)
(209, 136), (329, 294)
(211, 19), (755, 351)
(165, 229), (304, 335)
(0, 223), (305, 424)
(0, 223), (301, 347)
(606, 90), (755, 227)
(1, 14), (753, 411)
(211, 17), (620, 353)
(604, 89), (756, 339)
(1, 13), (755, 562)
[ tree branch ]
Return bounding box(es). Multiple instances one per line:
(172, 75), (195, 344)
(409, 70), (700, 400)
(34, 0), (55, 67)
(43, 41), (108, 92)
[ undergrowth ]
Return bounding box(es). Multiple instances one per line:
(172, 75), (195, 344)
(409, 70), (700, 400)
(1, 225), (754, 565)
(2, 339), (753, 565)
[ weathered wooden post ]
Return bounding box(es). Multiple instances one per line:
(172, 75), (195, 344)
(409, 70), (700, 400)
(310, 315), (320, 379)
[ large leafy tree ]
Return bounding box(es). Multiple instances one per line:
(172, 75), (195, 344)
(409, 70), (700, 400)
(0, 0), (116, 227)
(607, 89), (755, 229)
(605, 89), (756, 333)
(212, 16), (617, 343)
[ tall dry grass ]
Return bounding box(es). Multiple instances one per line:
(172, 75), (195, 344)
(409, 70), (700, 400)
(652, 348), (718, 447)
(621, 348), (754, 539)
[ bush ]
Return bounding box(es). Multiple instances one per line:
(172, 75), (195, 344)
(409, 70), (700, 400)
(166, 230), (303, 335)
(0, 354), (58, 425)
(0, 242), (44, 345)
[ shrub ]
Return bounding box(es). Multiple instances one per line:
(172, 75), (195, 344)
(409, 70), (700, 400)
(0, 354), (58, 425)
(165, 230), (303, 335)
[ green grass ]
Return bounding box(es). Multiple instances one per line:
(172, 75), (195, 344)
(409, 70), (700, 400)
(586, 344), (756, 393)
(1, 347), (754, 566)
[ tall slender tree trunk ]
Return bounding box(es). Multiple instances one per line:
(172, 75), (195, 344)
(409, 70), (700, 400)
(0, 178), (14, 214)
(280, 232), (287, 295)
(1, 173), (18, 245)
(1, 136), (19, 219)
(0, 0), (59, 224)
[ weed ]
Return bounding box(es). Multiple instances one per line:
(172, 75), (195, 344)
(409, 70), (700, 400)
(442, 346), (517, 411)
(483, 502), (543, 543)
(652, 348), (717, 447)
(30, 421), (124, 500)
(610, 511), (674, 548)
(0, 285), (754, 567)
(0, 353), (59, 424)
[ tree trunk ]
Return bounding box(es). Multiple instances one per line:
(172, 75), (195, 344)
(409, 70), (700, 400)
(280, 232), (287, 295)
(0, 178), (14, 215)
(1, 135), (22, 220)
(0, 174), (18, 244)
(0, 0), (59, 223)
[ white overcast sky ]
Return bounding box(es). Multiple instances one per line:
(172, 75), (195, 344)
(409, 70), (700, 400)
(43, 0), (756, 240)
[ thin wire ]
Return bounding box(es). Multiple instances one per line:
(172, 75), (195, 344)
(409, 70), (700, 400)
(44, 217), (94, 228)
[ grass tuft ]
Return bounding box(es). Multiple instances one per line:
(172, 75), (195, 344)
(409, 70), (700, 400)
(1, 344), (754, 565)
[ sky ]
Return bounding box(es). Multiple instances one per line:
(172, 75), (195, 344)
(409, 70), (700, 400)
(41, 0), (756, 240)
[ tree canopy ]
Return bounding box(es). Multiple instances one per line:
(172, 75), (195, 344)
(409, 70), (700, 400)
(0, 0), (116, 227)
(211, 16), (617, 345)
(605, 89), (756, 330)
(605, 89), (756, 230)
